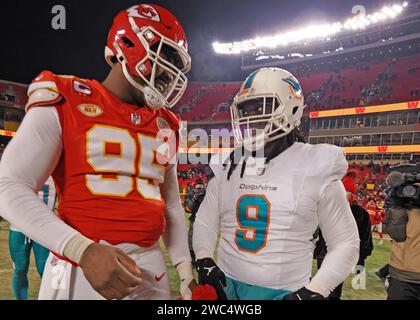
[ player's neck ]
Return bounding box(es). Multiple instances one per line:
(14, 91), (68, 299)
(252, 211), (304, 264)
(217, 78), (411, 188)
(263, 136), (295, 161)
(101, 65), (138, 106)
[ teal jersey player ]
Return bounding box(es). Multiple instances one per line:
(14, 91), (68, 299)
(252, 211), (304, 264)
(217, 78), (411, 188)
(9, 177), (56, 300)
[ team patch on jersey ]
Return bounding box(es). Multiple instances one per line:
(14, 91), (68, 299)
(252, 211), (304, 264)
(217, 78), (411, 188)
(73, 80), (92, 95)
(78, 104), (103, 117)
(156, 117), (170, 130)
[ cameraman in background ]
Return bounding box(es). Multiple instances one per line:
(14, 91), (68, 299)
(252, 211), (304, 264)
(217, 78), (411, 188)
(385, 163), (420, 300)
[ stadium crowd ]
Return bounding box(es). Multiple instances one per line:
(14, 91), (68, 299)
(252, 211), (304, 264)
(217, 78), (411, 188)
(174, 53), (420, 122)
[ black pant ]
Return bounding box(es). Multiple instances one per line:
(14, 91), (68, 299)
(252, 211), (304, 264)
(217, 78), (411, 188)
(387, 277), (420, 300)
(188, 214), (196, 265)
(378, 264), (389, 278)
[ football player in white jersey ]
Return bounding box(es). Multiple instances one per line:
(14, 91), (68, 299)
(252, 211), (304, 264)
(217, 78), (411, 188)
(193, 67), (360, 300)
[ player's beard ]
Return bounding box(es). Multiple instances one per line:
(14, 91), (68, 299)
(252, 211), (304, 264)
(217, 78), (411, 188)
(240, 121), (269, 151)
(130, 88), (147, 108)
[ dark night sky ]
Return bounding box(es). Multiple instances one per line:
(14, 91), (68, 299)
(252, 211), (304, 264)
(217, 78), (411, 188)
(0, 0), (391, 84)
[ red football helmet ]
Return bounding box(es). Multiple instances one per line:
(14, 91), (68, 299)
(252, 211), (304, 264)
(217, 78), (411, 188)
(105, 4), (191, 109)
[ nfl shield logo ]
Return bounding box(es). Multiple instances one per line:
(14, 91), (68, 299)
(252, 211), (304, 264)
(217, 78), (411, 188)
(50, 256), (58, 267)
(131, 113), (141, 126)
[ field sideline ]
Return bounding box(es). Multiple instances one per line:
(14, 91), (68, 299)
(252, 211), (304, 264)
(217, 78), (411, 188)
(0, 220), (391, 300)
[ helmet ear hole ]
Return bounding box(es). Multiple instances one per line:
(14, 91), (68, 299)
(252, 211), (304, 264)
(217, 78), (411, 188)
(122, 37), (135, 48)
(292, 106), (299, 115)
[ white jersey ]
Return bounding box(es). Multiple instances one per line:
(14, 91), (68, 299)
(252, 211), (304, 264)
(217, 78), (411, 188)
(193, 142), (360, 296)
(10, 176), (56, 232)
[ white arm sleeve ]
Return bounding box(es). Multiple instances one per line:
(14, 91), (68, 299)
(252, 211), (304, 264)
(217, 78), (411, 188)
(192, 177), (221, 260)
(307, 179), (360, 297)
(0, 107), (81, 255)
(161, 164), (191, 266)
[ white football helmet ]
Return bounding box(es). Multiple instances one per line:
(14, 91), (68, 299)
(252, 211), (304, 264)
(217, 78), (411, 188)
(231, 67), (305, 150)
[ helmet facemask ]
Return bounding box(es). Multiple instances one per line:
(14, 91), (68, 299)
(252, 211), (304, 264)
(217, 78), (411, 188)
(231, 95), (294, 151)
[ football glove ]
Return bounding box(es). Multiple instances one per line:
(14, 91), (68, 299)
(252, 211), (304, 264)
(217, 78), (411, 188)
(196, 258), (227, 300)
(283, 287), (325, 300)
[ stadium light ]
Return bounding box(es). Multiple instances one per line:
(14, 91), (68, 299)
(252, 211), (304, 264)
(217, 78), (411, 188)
(213, 2), (409, 55)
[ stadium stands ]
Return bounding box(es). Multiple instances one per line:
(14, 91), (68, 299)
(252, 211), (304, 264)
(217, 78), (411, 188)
(176, 54), (420, 121)
(176, 82), (240, 121)
(0, 81), (27, 108)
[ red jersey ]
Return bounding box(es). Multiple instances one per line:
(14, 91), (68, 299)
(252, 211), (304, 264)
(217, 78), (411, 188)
(26, 71), (180, 248)
(366, 206), (381, 226)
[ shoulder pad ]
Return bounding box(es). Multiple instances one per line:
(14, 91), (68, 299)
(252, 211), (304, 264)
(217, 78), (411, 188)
(25, 71), (63, 111)
(159, 108), (181, 132)
(311, 144), (348, 181)
(209, 151), (231, 181)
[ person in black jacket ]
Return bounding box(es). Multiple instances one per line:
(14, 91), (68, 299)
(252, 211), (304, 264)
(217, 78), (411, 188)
(314, 175), (373, 300)
(184, 178), (207, 266)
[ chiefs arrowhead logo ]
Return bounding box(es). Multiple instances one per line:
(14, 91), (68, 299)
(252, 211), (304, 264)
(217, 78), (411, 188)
(127, 5), (161, 22)
(73, 81), (92, 95)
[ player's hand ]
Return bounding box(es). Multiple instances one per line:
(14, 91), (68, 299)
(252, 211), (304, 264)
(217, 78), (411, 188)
(177, 279), (198, 300)
(196, 258), (227, 300)
(283, 287), (325, 300)
(176, 261), (196, 300)
(79, 243), (142, 300)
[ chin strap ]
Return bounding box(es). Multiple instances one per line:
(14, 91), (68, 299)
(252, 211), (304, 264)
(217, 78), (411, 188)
(143, 86), (165, 110)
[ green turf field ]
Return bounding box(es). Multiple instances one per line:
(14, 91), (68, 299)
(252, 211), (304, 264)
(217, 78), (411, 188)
(0, 219), (391, 300)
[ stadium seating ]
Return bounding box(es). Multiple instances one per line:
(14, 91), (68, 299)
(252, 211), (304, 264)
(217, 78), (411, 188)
(175, 82), (240, 121)
(0, 81), (27, 107)
(176, 54), (420, 121)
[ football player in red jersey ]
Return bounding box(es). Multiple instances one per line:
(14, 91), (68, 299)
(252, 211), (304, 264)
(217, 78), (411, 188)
(0, 4), (195, 300)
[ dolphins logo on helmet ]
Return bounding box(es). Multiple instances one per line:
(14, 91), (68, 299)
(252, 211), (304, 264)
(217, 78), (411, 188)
(231, 67), (305, 150)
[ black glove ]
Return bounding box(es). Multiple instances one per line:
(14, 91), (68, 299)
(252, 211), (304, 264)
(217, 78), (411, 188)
(283, 287), (325, 300)
(196, 258), (227, 300)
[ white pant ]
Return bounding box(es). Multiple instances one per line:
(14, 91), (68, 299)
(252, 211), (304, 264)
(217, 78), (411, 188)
(38, 241), (171, 300)
(372, 222), (383, 233)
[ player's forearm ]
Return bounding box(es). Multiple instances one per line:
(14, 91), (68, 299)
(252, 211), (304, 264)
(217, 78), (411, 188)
(311, 180), (360, 297)
(162, 201), (192, 265)
(0, 177), (79, 255)
(161, 164), (192, 265)
(308, 239), (359, 297)
(192, 217), (219, 259)
(192, 178), (220, 259)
